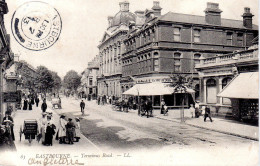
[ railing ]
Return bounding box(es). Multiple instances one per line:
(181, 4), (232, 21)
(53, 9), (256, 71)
(198, 48), (258, 67)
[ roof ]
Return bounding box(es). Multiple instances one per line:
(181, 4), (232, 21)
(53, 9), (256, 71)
(111, 11), (136, 27)
(217, 72), (259, 99)
(159, 12), (258, 30)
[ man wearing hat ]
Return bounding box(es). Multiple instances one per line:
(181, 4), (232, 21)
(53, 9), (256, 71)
(41, 99), (48, 113)
(58, 115), (66, 144)
(66, 118), (75, 144)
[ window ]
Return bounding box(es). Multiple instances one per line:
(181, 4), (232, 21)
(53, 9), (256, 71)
(154, 52), (159, 58)
(222, 77), (232, 105)
(194, 29), (201, 43)
(154, 59), (159, 71)
(173, 27), (181, 41)
(237, 33), (243, 46)
(194, 53), (201, 65)
(89, 78), (93, 86)
(206, 79), (217, 104)
(226, 32), (233, 45)
(174, 52), (181, 72)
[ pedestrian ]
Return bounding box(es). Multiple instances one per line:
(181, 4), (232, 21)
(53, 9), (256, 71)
(2, 111), (15, 141)
(23, 98), (28, 110)
(189, 104), (195, 118)
(41, 99), (47, 113)
(58, 97), (62, 109)
(163, 105), (168, 116)
(35, 96), (40, 107)
(31, 96), (35, 105)
(74, 117), (80, 142)
(204, 106), (213, 122)
(80, 100), (85, 115)
(28, 100), (32, 110)
(195, 101), (200, 118)
(66, 118), (75, 145)
(44, 115), (55, 146)
(161, 99), (165, 114)
(39, 112), (47, 144)
(147, 98), (153, 118)
(58, 115), (67, 144)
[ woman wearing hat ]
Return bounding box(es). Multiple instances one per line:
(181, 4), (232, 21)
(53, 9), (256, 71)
(44, 115), (55, 146)
(66, 118), (75, 144)
(58, 115), (66, 144)
(39, 112), (47, 144)
(74, 117), (80, 142)
(160, 99), (166, 114)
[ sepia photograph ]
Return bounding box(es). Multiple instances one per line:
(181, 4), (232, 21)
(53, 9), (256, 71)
(0, 0), (259, 165)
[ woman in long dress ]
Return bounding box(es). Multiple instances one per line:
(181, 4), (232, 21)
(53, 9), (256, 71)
(23, 99), (28, 110)
(58, 115), (66, 144)
(39, 113), (47, 144)
(74, 117), (80, 142)
(44, 115), (55, 146)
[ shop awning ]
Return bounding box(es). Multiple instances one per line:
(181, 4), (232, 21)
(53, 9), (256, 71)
(217, 72), (259, 99)
(123, 82), (194, 96)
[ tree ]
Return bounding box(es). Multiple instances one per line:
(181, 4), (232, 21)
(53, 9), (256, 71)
(170, 74), (193, 122)
(50, 71), (62, 93)
(63, 70), (81, 92)
(35, 66), (54, 95)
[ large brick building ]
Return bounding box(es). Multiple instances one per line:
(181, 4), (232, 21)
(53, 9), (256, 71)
(97, 1), (145, 98)
(121, 2), (258, 108)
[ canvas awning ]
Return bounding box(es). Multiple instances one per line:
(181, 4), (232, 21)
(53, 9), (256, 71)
(217, 72), (259, 99)
(123, 82), (195, 96)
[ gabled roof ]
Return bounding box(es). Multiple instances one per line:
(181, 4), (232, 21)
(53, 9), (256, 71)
(159, 12), (258, 30)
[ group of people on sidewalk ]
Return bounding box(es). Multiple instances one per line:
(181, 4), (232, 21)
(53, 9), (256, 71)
(22, 95), (40, 110)
(189, 103), (213, 122)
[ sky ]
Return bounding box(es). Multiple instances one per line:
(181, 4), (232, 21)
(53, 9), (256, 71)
(4, 0), (259, 78)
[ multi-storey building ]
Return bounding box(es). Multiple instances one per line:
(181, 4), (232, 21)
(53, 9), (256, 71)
(196, 38), (258, 121)
(0, 0), (14, 122)
(121, 2), (258, 108)
(86, 55), (99, 99)
(97, 1), (145, 98)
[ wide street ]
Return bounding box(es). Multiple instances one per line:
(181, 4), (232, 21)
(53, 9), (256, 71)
(55, 97), (258, 165)
(1, 96), (258, 165)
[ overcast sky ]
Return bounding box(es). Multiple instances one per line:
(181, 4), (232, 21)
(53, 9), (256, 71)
(5, 0), (259, 78)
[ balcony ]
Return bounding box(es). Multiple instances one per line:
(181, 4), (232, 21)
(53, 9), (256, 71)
(196, 48), (258, 69)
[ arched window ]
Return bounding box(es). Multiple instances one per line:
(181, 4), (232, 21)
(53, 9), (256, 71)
(154, 52), (159, 58)
(222, 77), (232, 89)
(222, 77), (232, 105)
(206, 79), (217, 104)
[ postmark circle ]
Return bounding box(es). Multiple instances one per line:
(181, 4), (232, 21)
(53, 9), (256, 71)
(11, 1), (62, 51)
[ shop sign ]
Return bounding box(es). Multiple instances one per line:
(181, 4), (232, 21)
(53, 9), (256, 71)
(3, 92), (20, 102)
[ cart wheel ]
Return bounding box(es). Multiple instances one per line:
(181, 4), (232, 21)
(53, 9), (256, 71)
(29, 135), (32, 143)
(19, 126), (22, 141)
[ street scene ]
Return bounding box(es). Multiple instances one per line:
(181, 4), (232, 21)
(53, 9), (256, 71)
(0, 0), (259, 166)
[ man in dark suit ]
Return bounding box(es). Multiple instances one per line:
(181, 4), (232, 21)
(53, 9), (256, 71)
(204, 106), (213, 122)
(80, 100), (85, 115)
(41, 99), (47, 113)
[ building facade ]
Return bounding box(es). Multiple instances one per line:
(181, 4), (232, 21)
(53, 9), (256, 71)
(97, 1), (145, 98)
(121, 2), (258, 108)
(0, 0), (14, 122)
(196, 40), (258, 121)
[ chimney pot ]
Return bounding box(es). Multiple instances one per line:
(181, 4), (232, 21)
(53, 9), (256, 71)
(242, 7), (254, 29)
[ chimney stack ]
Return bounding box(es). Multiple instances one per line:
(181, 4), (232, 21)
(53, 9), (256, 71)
(152, 1), (162, 17)
(204, 2), (222, 25)
(119, 1), (129, 12)
(242, 7), (254, 29)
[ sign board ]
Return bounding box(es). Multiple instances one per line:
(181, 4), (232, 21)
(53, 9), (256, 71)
(3, 92), (20, 102)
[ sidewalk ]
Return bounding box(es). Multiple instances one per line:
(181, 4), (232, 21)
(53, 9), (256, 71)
(11, 100), (100, 165)
(153, 109), (259, 141)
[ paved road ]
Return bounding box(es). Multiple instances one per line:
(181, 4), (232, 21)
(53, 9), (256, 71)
(56, 97), (258, 165)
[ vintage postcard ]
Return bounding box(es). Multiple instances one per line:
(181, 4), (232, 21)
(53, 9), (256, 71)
(0, 0), (258, 165)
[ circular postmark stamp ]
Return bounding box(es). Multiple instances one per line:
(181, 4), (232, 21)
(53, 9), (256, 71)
(11, 1), (62, 51)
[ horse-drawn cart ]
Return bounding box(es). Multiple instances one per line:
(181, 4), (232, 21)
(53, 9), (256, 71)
(51, 98), (61, 109)
(19, 119), (38, 143)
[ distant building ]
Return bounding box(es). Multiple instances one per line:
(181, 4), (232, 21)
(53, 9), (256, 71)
(196, 37), (258, 122)
(121, 2), (258, 108)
